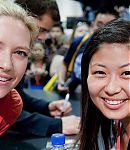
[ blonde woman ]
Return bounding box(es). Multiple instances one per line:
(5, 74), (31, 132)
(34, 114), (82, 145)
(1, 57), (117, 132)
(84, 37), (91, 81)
(0, 0), (38, 135)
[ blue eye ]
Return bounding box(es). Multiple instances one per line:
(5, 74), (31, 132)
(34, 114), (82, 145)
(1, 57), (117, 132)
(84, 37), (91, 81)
(16, 51), (28, 57)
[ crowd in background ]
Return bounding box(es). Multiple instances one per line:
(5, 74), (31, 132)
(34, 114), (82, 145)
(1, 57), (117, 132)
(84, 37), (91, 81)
(0, 1), (129, 149)
(22, 2), (130, 93)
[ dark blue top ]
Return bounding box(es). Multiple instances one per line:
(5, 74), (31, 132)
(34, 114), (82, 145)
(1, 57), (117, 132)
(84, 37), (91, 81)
(63, 35), (89, 92)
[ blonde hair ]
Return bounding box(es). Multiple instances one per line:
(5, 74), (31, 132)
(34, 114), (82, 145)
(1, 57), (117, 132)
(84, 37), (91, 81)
(0, 0), (38, 45)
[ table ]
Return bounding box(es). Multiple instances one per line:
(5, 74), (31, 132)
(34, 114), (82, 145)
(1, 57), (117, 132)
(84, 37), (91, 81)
(0, 89), (80, 150)
(23, 89), (80, 116)
(0, 132), (48, 150)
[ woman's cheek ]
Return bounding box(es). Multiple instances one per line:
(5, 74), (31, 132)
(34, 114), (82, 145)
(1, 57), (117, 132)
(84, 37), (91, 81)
(87, 76), (99, 97)
(15, 58), (28, 78)
(126, 83), (130, 98)
(87, 76), (105, 98)
(122, 81), (130, 99)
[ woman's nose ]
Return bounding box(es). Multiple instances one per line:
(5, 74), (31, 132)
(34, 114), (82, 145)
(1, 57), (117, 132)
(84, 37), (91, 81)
(104, 76), (121, 95)
(0, 51), (13, 72)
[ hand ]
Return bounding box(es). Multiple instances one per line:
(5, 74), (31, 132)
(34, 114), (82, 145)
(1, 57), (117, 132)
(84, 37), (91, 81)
(62, 115), (80, 135)
(57, 83), (69, 94)
(48, 100), (72, 117)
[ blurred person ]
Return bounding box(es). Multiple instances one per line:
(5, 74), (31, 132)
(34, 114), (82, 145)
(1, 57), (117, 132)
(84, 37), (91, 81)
(24, 40), (50, 89)
(67, 21), (90, 51)
(15, 0), (60, 41)
(49, 23), (69, 56)
(10, 0), (80, 137)
(48, 23), (70, 78)
(90, 7), (120, 32)
(79, 19), (130, 150)
(71, 21), (90, 39)
(57, 7), (119, 95)
(0, 0), (38, 135)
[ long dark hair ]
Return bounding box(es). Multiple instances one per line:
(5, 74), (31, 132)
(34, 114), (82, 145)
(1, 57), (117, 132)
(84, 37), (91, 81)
(79, 19), (130, 150)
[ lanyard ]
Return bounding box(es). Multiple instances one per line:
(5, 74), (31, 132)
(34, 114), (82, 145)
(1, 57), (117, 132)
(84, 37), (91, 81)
(116, 121), (121, 150)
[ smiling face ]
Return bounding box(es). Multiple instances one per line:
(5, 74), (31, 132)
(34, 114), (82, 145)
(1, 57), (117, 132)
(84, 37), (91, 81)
(87, 43), (130, 120)
(0, 16), (31, 99)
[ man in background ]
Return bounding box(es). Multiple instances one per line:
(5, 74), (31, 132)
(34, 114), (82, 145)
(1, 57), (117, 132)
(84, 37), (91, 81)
(10, 0), (80, 137)
(57, 7), (119, 94)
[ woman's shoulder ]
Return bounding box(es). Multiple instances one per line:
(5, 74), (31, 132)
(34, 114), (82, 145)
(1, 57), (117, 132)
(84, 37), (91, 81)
(0, 89), (23, 124)
(10, 89), (23, 116)
(0, 89), (23, 135)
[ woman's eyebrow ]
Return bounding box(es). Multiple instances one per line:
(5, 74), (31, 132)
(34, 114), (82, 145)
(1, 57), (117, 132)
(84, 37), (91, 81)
(119, 63), (130, 68)
(17, 46), (30, 52)
(91, 63), (106, 68)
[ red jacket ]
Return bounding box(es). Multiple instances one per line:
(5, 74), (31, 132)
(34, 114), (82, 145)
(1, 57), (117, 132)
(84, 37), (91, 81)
(0, 89), (23, 135)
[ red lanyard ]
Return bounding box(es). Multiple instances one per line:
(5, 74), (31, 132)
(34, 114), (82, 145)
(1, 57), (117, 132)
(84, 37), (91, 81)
(116, 121), (121, 150)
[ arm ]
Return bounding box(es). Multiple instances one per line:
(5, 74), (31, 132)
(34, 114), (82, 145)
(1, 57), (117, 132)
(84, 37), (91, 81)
(10, 110), (62, 137)
(21, 89), (51, 116)
(57, 37), (83, 93)
(9, 90), (79, 137)
(57, 61), (69, 92)
(16, 79), (51, 116)
(10, 110), (80, 136)
(57, 49), (72, 93)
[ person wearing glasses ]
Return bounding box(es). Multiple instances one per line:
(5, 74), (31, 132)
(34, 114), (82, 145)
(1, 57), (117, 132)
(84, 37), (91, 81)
(10, 0), (80, 137)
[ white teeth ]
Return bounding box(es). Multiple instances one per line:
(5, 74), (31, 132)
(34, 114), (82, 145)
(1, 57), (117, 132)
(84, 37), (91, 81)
(105, 99), (123, 105)
(0, 77), (9, 81)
